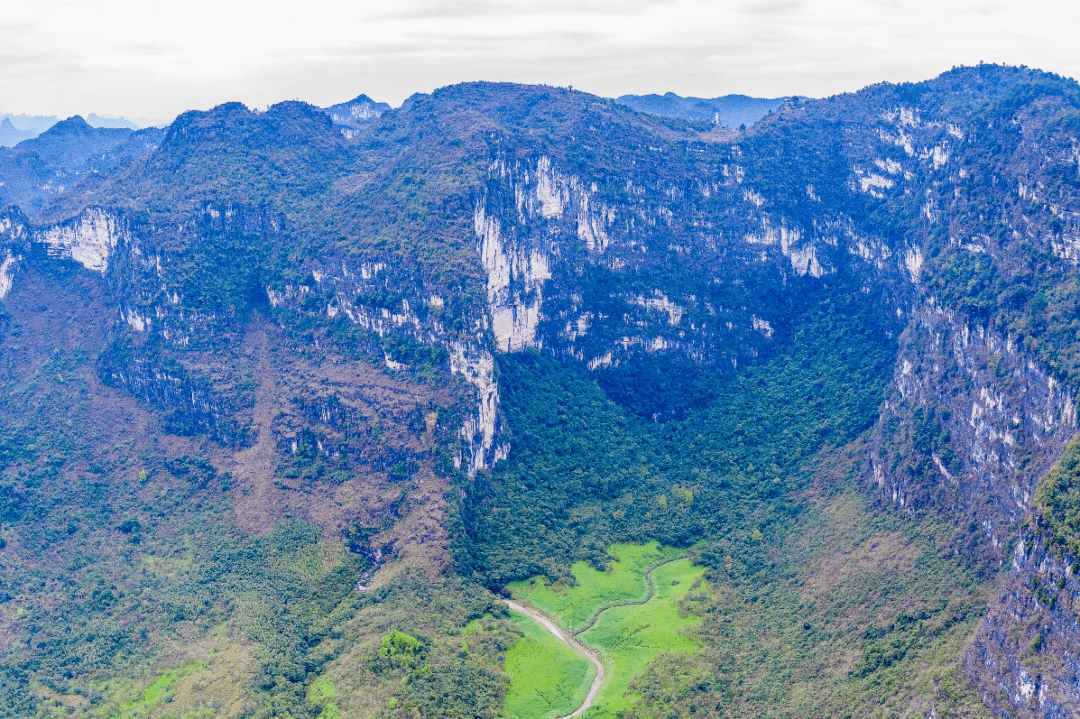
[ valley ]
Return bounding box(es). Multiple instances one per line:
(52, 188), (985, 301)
(1, 65), (1079, 718)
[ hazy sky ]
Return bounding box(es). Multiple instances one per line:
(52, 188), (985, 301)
(2, 0), (1078, 124)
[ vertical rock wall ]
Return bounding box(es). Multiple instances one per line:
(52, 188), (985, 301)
(871, 299), (1080, 717)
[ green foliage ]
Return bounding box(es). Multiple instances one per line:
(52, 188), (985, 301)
(91, 101), (346, 217)
(306, 674), (339, 719)
(381, 334), (449, 375)
(460, 280), (897, 587)
(594, 354), (719, 422)
(1033, 434), (1080, 557)
(376, 630), (422, 669)
(508, 542), (682, 631)
(623, 494), (991, 719)
(162, 454), (223, 490)
(506, 544), (706, 719)
(333, 574), (515, 719)
(99, 334), (255, 447)
(11, 67), (1078, 719)
(166, 220), (284, 325)
(503, 612), (594, 719)
(578, 557), (706, 719)
(915, 73), (1080, 392)
(462, 349), (648, 582)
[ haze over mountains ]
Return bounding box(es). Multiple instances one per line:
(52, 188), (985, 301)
(1, 65), (1080, 719)
(614, 93), (792, 128)
(0, 113), (145, 148)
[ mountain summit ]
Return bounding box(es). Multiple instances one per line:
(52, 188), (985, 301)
(322, 93), (392, 134)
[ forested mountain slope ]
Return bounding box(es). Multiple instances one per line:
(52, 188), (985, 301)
(0, 116), (163, 217)
(1, 64), (1080, 718)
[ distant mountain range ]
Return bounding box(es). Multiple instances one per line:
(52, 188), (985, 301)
(85, 113), (141, 130)
(614, 92), (795, 128)
(0, 115), (164, 214)
(0, 91), (783, 151)
(0, 112), (143, 147)
(317, 91), (794, 133)
(0, 115), (58, 147)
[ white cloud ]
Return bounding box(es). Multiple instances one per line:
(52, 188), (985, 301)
(0, 0), (1077, 123)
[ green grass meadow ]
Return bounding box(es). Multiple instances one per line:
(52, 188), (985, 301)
(306, 675), (340, 719)
(579, 558), (705, 718)
(503, 612), (596, 719)
(507, 542), (684, 631)
(504, 543), (705, 719)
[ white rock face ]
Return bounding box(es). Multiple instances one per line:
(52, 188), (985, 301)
(745, 218), (827, 277)
(39, 208), (126, 274)
(788, 244), (824, 278)
(1051, 232), (1080, 264)
(631, 293), (683, 325)
(450, 343), (500, 476)
(877, 128), (914, 156)
(266, 284), (312, 310)
(779, 225), (825, 278)
(847, 232), (893, 270)
(329, 297), (421, 337)
(475, 201), (551, 352)
(587, 351), (614, 370)
(744, 218), (779, 246)
(897, 107), (919, 127)
(465, 155), (620, 473)
(743, 189), (766, 207)
(0, 251), (17, 299)
(535, 156), (569, 219)
(124, 308), (150, 332)
(576, 193), (612, 252)
(904, 246), (924, 283)
(490, 156), (614, 253)
(880, 301), (1076, 524)
(874, 158), (904, 175)
(929, 144), (949, 169)
(859, 172), (895, 196)
(348, 101), (382, 121)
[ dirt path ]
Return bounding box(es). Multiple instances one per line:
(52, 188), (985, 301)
(504, 600), (604, 719)
(503, 556), (683, 719)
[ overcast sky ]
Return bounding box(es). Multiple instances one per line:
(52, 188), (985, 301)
(2, 0), (1078, 124)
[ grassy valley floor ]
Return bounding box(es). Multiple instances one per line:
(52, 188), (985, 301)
(503, 613), (595, 719)
(504, 542), (706, 719)
(577, 558), (705, 718)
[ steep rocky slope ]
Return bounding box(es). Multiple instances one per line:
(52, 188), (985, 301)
(1, 65), (1080, 718)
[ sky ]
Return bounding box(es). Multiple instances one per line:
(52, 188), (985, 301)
(1, 0), (1078, 125)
